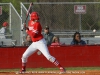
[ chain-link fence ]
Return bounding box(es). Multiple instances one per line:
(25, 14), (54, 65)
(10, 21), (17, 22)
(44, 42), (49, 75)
(10, 3), (22, 46)
(0, 3), (21, 46)
(20, 2), (100, 45)
(20, 2), (29, 42)
(3, 2), (100, 46)
(0, 3), (9, 29)
(21, 2), (100, 35)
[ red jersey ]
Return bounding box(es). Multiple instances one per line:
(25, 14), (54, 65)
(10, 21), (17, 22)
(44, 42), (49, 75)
(27, 20), (43, 42)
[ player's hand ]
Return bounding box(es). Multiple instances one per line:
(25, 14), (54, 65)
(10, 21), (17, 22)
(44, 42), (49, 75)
(23, 23), (29, 30)
(26, 30), (28, 32)
(25, 27), (29, 32)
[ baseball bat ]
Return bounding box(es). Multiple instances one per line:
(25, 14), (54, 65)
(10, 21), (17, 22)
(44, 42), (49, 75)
(21, 2), (33, 31)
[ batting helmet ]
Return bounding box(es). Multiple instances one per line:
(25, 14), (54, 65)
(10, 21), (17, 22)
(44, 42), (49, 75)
(30, 12), (39, 21)
(3, 22), (9, 27)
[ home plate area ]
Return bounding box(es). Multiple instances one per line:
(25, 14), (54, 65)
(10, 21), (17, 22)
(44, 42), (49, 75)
(0, 70), (100, 75)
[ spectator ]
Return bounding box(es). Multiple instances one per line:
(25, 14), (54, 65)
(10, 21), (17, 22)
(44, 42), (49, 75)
(51, 36), (65, 46)
(0, 22), (9, 39)
(42, 25), (54, 46)
(70, 32), (86, 45)
(22, 34), (32, 46)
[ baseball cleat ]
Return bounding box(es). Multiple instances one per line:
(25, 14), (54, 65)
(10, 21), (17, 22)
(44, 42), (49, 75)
(18, 70), (26, 74)
(59, 67), (66, 74)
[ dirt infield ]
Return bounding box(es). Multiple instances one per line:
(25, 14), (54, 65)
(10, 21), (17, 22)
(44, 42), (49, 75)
(0, 70), (100, 75)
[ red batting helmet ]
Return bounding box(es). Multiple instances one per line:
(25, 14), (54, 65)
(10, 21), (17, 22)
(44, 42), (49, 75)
(30, 12), (39, 21)
(3, 22), (9, 27)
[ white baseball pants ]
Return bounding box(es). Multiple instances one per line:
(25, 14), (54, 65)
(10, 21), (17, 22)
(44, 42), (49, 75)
(22, 38), (56, 63)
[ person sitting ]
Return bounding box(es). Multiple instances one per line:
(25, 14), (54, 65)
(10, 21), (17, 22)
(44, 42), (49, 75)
(42, 25), (54, 46)
(0, 22), (9, 39)
(70, 32), (86, 45)
(22, 34), (32, 46)
(51, 36), (65, 46)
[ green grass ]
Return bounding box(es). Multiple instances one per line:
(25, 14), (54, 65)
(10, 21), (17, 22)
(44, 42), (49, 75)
(0, 67), (100, 72)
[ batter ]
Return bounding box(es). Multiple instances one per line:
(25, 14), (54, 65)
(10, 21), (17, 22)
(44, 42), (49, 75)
(20, 12), (66, 74)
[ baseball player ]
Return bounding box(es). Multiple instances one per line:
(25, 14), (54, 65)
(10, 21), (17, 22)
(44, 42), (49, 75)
(0, 22), (9, 39)
(19, 12), (66, 74)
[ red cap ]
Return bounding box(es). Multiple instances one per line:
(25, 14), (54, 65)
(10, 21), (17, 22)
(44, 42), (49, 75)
(3, 22), (9, 27)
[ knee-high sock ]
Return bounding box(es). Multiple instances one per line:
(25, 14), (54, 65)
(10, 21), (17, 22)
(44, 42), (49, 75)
(21, 63), (26, 71)
(53, 59), (63, 69)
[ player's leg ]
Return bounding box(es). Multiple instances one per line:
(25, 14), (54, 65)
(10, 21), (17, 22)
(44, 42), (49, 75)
(20, 42), (37, 73)
(37, 39), (66, 73)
